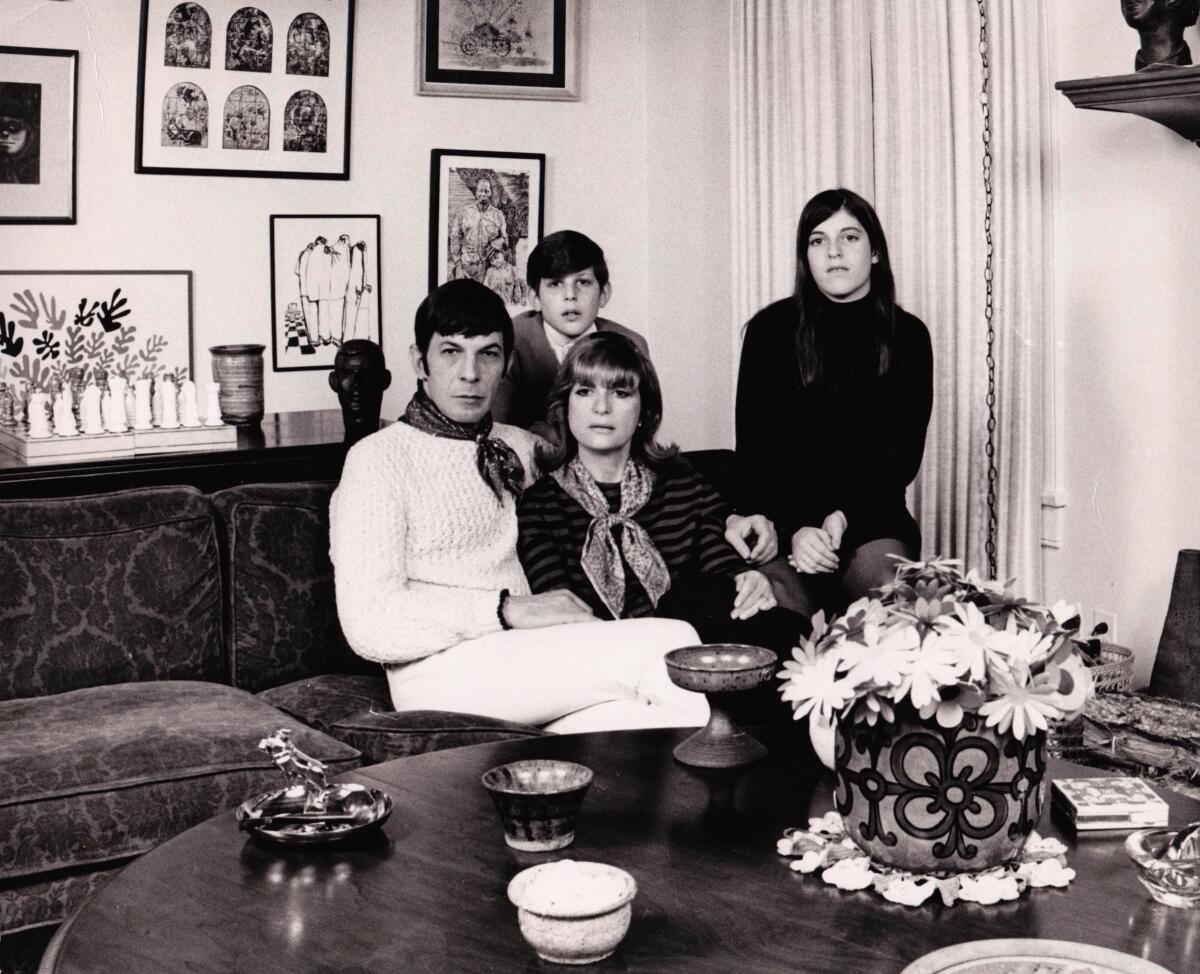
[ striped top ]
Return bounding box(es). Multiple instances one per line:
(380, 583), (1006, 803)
(517, 459), (743, 619)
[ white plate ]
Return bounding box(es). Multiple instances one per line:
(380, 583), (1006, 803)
(901, 939), (1173, 974)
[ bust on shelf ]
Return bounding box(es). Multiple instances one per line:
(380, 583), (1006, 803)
(328, 339), (391, 447)
(1123, 0), (1199, 70)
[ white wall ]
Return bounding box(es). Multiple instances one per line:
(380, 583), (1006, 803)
(0, 0), (733, 449)
(1045, 2), (1200, 686)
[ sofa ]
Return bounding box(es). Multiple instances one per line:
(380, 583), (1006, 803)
(0, 479), (546, 943)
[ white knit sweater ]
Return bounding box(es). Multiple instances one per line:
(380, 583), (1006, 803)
(329, 419), (538, 665)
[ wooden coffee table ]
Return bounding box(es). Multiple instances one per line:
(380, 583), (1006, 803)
(41, 728), (1200, 973)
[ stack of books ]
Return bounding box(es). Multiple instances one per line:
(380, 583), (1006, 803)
(1051, 777), (1170, 831)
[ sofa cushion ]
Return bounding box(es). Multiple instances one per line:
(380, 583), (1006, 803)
(0, 680), (360, 883)
(0, 486), (224, 700)
(260, 673), (547, 763)
(258, 672), (393, 736)
(211, 482), (377, 693)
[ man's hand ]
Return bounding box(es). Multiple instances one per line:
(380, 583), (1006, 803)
(503, 590), (597, 629)
(788, 526), (839, 574)
(724, 513), (778, 564)
(731, 570), (777, 620)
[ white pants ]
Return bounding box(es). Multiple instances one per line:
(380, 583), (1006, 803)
(386, 618), (709, 734)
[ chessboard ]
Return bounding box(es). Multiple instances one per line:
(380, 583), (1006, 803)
(0, 423), (238, 465)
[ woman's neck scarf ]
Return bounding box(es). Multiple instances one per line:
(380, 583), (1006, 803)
(551, 456), (670, 618)
(401, 387), (525, 501)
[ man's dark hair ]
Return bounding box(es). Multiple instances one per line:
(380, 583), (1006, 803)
(413, 278), (513, 362)
(525, 229), (609, 291)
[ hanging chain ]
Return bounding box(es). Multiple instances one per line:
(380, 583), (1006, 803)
(977, 0), (998, 579)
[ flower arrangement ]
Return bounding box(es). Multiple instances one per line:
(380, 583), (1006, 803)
(779, 557), (1095, 743)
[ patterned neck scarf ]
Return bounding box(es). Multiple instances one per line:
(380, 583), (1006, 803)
(551, 456), (670, 618)
(401, 387), (525, 501)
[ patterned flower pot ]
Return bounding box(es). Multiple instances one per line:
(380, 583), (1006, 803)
(834, 708), (1046, 873)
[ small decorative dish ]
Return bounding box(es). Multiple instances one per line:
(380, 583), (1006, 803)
(901, 938), (1173, 974)
(237, 782), (393, 845)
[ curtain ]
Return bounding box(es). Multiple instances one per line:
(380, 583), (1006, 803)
(730, 0), (1049, 590)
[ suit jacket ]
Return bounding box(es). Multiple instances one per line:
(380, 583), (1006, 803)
(494, 311), (650, 432)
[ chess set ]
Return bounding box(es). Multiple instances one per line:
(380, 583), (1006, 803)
(0, 371), (236, 465)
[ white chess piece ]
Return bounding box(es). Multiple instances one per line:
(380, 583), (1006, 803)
(28, 392), (53, 438)
(103, 376), (128, 433)
(151, 378), (164, 427)
(80, 384), (105, 435)
(52, 392), (79, 437)
(123, 378), (136, 429)
(133, 378), (153, 430)
(159, 377), (180, 429)
(203, 382), (223, 426)
(178, 380), (201, 427)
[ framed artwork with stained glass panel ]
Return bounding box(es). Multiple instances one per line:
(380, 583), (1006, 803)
(134, 0), (354, 178)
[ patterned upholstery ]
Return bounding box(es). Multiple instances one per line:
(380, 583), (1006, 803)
(0, 486), (224, 701)
(211, 482), (377, 693)
(0, 681), (360, 923)
(260, 674), (547, 763)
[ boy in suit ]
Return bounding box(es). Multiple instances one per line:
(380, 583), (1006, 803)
(494, 230), (648, 434)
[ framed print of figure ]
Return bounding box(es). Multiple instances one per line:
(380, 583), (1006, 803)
(135, 0), (355, 178)
(418, 0), (578, 100)
(429, 149), (544, 317)
(269, 214), (381, 372)
(0, 46), (77, 224)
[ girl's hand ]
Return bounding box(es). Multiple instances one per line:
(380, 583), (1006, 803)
(788, 526), (839, 574)
(822, 510), (847, 550)
(732, 570), (777, 620)
(724, 513), (779, 564)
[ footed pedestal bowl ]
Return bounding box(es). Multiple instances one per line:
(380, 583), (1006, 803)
(664, 644), (778, 768)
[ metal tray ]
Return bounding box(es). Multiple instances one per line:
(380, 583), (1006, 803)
(237, 782), (393, 845)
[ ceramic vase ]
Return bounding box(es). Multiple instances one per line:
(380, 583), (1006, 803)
(209, 344), (265, 425)
(834, 707), (1046, 873)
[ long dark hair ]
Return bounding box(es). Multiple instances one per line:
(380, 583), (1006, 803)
(537, 332), (678, 473)
(793, 188), (897, 389)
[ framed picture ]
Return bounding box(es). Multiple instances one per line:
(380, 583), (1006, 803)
(0, 271), (194, 389)
(134, 0), (355, 179)
(269, 214), (381, 372)
(418, 0), (578, 100)
(0, 46), (78, 224)
(429, 149), (544, 317)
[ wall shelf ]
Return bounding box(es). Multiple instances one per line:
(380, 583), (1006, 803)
(1056, 65), (1200, 145)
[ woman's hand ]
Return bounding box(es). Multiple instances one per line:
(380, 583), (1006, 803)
(821, 510), (847, 549)
(503, 590), (596, 629)
(724, 513), (779, 564)
(788, 526), (839, 574)
(731, 570), (777, 620)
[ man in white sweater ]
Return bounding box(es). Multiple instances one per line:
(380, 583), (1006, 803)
(329, 279), (706, 733)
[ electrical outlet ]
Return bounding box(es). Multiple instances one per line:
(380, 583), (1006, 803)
(1093, 609), (1117, 643)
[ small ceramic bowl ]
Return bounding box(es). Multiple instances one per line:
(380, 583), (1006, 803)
(1126, 827), (1200, 908)
(482, 759), (594, 852)
(507, 860), (638, 965)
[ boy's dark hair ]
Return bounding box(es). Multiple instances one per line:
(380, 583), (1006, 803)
(525, 230), (610, 291)
(413, 279), (514, 363)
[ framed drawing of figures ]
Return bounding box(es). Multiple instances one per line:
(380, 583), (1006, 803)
(0, 271), (193, 388)
(0, 46), (77, 224)
(429, 149), (544, 317)
(135, 0), (355, 178)
(418, 0), (578, 100)
(269, 214), (381, 372)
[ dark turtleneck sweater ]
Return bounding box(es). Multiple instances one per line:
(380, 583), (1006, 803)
(735, 294), (933, 553)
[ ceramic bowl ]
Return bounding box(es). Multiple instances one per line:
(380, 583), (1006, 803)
(664, 644), (777, 694)
(1126, 827), (1200, 908)
(482, 759), (594, 852)
(507, 860), (638, 965)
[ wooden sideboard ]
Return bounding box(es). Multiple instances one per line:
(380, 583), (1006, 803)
(0, 410), (351, 498)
